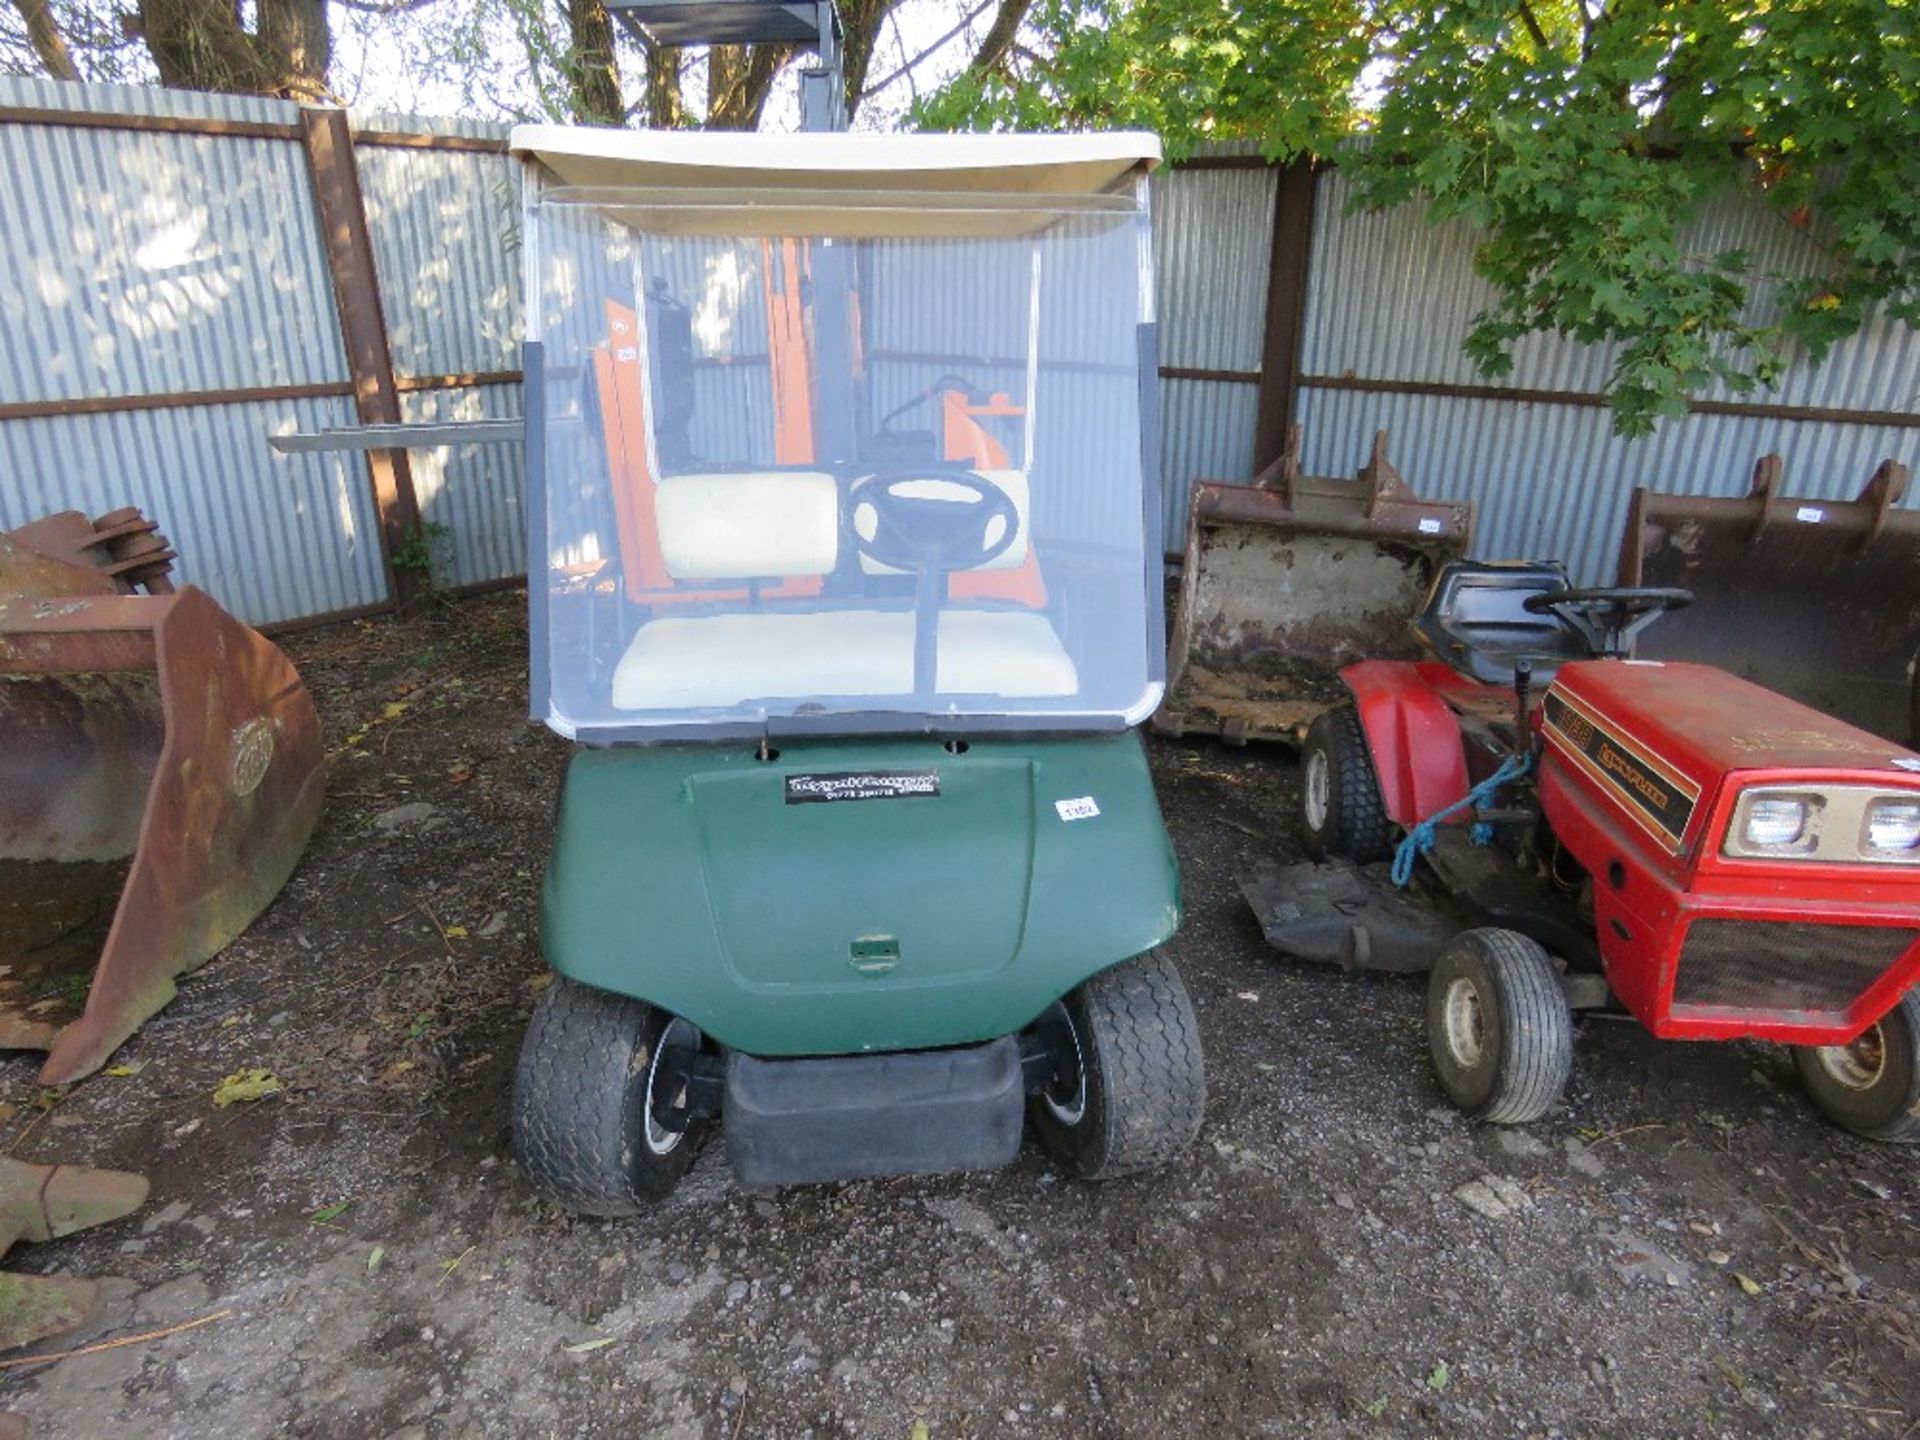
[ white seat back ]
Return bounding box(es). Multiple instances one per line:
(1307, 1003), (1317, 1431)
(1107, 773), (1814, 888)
(654, 471), (840, 581)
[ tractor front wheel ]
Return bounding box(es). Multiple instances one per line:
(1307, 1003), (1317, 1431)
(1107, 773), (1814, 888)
(1793, 992), (1920, 1143)
(1427, 928), (1573, 1124)
(1031, 952), (1207, 1180)
(1301, 704), (1396, 863)
(512, 976), (709, 1214)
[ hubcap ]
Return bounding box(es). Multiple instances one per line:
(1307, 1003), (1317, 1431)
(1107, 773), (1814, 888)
(1304, 750), (1331, 832)
(1041, 1002), (1089, 1126)
(1813, 1024), (1888, 1093)
(1442, 977), (1487, 1070)
(643, 1017), (697, 1156)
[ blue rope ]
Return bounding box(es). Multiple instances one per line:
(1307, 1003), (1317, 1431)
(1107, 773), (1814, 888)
(1390, 750), (1533, 888)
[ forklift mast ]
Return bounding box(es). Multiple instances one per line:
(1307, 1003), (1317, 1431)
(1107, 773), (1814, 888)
(604, 0), (848, 134)
(604, 0), (855, 464)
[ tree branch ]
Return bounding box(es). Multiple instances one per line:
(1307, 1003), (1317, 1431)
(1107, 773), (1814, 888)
(331, 0), (447, 15)
(645, 45), (683, 126)
(860, 0), (992, 97)
(705, 42), (789, 128)
(9, 0), (80, 79)
(1580, 0), (1610, 62)
(258, 0), (333, 99)
(967, 0), (1031, 76)
(1515, 0), (1548, 53)
(835, 0), (896, 111)
(562, 0), (622, 124)
(134, 0), (273, 93)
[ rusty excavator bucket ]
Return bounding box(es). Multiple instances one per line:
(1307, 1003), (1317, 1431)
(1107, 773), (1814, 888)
(1157, 429), (1474, 744)
(1620, 455), (1920, 745)
(0, 510), (324, 1085)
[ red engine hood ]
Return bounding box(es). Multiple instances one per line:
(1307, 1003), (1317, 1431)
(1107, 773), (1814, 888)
(1546, 660), (1920, 786)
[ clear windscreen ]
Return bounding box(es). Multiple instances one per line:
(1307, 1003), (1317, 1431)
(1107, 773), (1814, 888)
(527, 180), (1159, 737)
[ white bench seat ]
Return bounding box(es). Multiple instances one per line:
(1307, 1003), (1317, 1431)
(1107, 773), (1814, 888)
(611, 608), (1078, 711)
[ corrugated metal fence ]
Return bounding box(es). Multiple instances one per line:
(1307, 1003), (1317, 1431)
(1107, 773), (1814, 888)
(3, 81), (1917, 628)
(0, 78), (522, 625)
(1180, 156), (1920, 580)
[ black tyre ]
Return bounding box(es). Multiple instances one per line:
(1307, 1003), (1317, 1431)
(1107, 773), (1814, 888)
(1301, 704), (1396, 863)
(1793, 991), (1920, 1143)
(1031, 951), (1207, 1180)
(512, 976), (708, 1215)
(1427, 928), (1573, 1124)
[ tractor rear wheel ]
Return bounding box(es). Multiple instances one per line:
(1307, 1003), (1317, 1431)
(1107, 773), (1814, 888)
(512, 976), (709, 1214)
(1427, 928), (1573, 1124)
(1031, 951), (1207, 1179)
(1793, 991), (1920, 1143)
(1301, 704), (1396, 864)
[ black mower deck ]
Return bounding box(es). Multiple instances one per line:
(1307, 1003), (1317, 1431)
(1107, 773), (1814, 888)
(1240, 859), (1452, 974)
(1243, 831), (1604, 993)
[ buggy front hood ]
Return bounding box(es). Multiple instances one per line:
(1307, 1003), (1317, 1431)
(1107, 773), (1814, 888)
(539, 732), (1179, 1055)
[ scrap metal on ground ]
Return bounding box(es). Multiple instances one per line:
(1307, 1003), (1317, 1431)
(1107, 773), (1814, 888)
(1157, 429), (1474, 745)
(0, 1154), (147, 1351)
(0, 510), (324, 1085)
(1619, 453), (1920, 744)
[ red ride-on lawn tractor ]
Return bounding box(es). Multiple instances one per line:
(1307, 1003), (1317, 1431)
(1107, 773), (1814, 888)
(1243, 560), (1920, 1140)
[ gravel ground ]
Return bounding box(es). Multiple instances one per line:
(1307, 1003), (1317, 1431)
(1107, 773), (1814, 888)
(2, 589), (1916, 1439)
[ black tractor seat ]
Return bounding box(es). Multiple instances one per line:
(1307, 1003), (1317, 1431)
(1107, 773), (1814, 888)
(1413, 561), (1591, 687)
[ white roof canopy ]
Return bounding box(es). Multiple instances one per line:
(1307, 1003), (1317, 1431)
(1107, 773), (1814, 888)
(509, 127), (1161, 198)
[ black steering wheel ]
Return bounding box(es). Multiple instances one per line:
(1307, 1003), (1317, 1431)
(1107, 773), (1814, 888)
(1523, 586), (1693, 658)
(846, 468), (1020, 575)
(845, 468), (1021, 701)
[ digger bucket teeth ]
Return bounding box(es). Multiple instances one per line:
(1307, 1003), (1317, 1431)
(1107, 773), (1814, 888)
(1619, 456), (1920, 744)
(5, 509), (177, 595)
(0, 515), (324, 1085)
(1158, 429), (1474, 745)
(0, 1154), (148, 1352)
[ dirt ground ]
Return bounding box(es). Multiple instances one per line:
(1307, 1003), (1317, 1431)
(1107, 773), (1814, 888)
(3, 589), (1917, 1439)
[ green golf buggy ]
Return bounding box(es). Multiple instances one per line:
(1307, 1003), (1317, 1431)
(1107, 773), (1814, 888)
(509, 127), (1204, 1209)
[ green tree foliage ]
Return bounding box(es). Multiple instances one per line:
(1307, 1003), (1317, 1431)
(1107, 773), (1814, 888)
(916, 0), (1372, 158)
(920, 0), (1920, 435)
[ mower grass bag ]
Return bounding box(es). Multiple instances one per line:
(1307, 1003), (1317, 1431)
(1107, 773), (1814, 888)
(0, 511), (323, 1084)
(1158, 429), (1473, 745)
(1620, 453), (1920, 745)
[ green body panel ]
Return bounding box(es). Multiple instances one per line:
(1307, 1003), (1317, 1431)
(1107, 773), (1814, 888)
(541, 732), (1181, 1056)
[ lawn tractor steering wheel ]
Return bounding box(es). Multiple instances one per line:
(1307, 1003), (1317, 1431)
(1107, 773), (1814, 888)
(847, 468), (1021, 700)
(1522, 586), (1694, 658)
(847, 468), (1019, 576)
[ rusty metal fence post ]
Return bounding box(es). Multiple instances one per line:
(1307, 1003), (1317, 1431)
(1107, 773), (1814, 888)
(298, 106), (425, 608)
(1251, 158), (1320, 478)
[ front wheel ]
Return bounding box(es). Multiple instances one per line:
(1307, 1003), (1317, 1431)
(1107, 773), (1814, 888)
(1793, 992), (1920, 1143)
(1031, 952), (1206, 1179)
(1427, 928), (1573, 1124)
(512, 976), (709, 1215)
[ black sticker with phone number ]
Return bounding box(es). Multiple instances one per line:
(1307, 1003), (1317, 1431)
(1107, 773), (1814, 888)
(785, 770), (941, 804)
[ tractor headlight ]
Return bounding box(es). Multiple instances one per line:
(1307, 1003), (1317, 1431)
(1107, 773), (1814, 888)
(1863, 798), (1920, 856)
(1724, 785), (1920, 863)
(1742, 794), (1812, 850)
